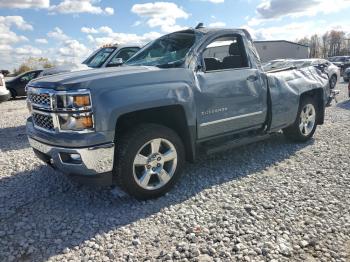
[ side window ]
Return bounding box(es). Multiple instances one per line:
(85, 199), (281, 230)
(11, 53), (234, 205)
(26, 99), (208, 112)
(109, 48), (140, 65)
(202, 35), (249, 72)
(20, 72), (36, 82)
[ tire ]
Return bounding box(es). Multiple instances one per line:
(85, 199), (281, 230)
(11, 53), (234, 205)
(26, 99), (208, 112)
(9, 89), (16, 99)
(283, 97), (318, 142)
(329, 75), (337, 89)
(115, 124), (185, 200)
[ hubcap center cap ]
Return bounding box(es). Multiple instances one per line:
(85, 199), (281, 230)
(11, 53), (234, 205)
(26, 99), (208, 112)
(148, 153), (164, 170)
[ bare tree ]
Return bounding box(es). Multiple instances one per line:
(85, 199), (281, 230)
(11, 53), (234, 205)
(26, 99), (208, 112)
(13, 57), (55, 76)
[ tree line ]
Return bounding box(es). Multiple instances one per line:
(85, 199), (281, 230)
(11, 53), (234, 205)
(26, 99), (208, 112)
(297, 30), (350, 58)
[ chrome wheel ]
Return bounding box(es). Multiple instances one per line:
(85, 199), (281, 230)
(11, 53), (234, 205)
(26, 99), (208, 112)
(133, 138), (178, 190)
(299, 104), (316, 136)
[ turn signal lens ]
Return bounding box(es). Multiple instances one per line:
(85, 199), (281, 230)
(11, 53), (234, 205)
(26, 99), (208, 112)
(79, 115), (93, 129)
(58, 114), (94, 131)
(74, 95), (90, 107)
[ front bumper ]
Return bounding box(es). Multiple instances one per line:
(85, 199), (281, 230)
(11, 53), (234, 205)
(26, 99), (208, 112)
(28, 137), (115, 178)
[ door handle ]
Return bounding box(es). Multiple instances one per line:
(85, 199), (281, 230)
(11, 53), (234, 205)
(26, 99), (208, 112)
(247, 75), (258, 82)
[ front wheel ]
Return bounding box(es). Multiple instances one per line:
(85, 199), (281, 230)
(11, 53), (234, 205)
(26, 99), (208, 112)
(115, 124), (185, 200)
(9, 89), (16, 99)
(283, 97), (318, 142)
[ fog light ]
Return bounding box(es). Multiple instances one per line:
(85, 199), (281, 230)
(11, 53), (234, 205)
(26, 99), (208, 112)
(60, 152), (82, 164)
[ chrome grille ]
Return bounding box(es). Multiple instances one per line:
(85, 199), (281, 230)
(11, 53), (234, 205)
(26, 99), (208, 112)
(30, 93), (51, 108)
(32, 113), (54, 131)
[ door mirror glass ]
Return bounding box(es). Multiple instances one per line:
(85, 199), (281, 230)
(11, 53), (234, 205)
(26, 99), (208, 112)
(107, 58), (123, 67)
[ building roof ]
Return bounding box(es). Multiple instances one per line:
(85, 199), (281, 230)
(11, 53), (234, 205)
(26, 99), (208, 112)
(254, 40), (309, 48)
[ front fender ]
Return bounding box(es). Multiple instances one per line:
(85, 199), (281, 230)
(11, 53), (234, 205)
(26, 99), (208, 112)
(93, 81), (197, 133)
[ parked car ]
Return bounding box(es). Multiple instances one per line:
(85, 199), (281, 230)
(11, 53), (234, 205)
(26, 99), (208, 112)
(37, 44), (142, 78)
(343, 67), (350, 82)
(0, 73), (11, 103)
(328, 56), (350, 76)
(6, 70), (43, 99)
(26, 27), (329, 199)
(290, 59), (340, 89)
(82, 44), (141, 68)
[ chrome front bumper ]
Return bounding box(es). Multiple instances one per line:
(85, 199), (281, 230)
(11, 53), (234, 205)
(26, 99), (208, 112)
(28, 137), (115, 176)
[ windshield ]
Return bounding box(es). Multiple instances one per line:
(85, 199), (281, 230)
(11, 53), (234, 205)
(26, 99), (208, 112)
(125, 31), (196, 67)
(83, 47), (116, 68)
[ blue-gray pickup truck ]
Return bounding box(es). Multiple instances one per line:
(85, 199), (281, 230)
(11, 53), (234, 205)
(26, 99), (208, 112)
(26, 27), (329, 199)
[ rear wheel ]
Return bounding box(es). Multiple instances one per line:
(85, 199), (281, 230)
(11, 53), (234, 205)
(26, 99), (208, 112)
(115, 124), (185, 199)
(283, 97), (318, 142)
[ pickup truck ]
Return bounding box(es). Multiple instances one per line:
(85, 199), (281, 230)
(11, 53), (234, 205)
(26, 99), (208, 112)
(26, 27), (329, 199)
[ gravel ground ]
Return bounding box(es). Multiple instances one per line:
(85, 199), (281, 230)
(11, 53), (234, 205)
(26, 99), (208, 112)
(0, 82), (349, 262)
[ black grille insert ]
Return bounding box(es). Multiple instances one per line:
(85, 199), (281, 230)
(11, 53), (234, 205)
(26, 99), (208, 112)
(30, 93), (51, 108)
(32, 113), (54, 131)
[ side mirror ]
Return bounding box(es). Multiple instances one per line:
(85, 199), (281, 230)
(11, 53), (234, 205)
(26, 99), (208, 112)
(107, 58), (124, 67)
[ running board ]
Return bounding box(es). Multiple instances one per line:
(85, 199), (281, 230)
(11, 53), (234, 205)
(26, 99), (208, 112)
(204, 134), (272, 155)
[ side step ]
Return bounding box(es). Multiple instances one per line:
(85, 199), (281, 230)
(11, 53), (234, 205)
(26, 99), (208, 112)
(203, 134), (272, 155)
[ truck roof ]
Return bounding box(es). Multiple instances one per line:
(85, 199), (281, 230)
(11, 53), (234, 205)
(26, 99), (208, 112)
(183, 27), (253, 42)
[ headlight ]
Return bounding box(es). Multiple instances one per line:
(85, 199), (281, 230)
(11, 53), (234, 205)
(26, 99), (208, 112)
(55, 90), (94, 132)
(58, 113), (94, 131)
(56, 93), (91, 110)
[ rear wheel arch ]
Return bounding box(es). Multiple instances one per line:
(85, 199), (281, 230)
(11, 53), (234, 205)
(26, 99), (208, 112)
(115, 105), (196, 162)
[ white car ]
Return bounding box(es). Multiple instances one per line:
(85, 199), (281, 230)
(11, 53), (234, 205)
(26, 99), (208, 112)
(291, 59), (340, 89)
(0, 73), (11, 103)
(39, 44), (141, 77)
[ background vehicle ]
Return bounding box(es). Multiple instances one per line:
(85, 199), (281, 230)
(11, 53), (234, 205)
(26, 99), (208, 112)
(37, 44), (142, 78)
(328, 56), (350, 76)
(82, 44), (141, 68)
(26, 27), (329, 199)
(343, 67), (350, 82)
(6, 70), (43, 98)
(0, 73), (10, 103)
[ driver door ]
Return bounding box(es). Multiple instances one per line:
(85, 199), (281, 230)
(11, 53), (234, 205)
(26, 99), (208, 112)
(195, 34), (268, 139)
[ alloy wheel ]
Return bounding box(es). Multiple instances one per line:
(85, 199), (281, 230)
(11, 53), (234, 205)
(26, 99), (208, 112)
(299, 104), (316, 136)
(133, 138), (178, 190)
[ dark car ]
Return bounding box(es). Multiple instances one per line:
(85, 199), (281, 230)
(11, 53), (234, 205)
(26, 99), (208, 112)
(328, 56), (350, 76)
(343, 67), (350, 82)
(6, 70), (43, 98)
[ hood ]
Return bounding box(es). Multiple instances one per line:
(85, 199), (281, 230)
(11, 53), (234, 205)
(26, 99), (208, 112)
(30, 66), (163, 89)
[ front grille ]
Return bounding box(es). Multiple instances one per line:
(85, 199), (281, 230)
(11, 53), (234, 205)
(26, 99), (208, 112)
(30, 93), (51, 108)
(32, 113), (54, 132)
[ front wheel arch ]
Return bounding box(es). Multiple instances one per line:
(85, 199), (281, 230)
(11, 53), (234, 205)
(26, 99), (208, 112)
(114, 105), (196, 162)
